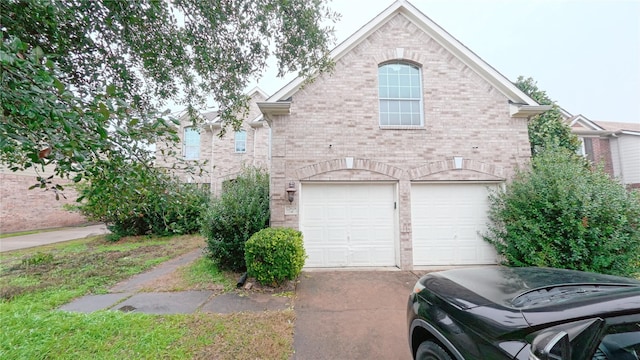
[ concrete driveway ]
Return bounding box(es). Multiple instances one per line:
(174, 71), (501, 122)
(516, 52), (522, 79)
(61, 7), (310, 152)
(293, 270), (426, 360)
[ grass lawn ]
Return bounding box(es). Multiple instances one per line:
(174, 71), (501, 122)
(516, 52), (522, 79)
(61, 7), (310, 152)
(0, 234), (294, 359)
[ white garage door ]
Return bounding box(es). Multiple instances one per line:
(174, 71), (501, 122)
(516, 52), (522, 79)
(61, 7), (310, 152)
(300, 183), (397, 267)
(411, 183), (498, 266)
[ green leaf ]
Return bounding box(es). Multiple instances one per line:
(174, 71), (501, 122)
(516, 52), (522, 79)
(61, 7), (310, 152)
(106, 84), (116, 96)
(34, 46), (44, 62)
(98, 102), (110, 120)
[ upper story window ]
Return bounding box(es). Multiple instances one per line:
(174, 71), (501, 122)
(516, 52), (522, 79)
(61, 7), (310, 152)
(378, 62), (423, 127)
(183, 127), (200, 160)
(235, 130), (247, 153)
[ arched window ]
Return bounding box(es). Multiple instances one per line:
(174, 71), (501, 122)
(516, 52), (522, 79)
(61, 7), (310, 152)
(378, 62), (423, 126)
(183, 127), (200, 160)
(235, 130), (247, 153)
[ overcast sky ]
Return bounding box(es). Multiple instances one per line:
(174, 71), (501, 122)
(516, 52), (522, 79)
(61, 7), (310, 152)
(249, 0), (640, 124)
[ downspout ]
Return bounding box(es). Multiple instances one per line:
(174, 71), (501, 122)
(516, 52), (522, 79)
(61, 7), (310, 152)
(614, 135), (625, 184)
(211, 127), (216, 194)
(253, 127), (258, 167)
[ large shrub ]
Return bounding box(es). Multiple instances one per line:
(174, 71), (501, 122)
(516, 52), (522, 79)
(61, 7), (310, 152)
(77, 158), (210, 239)
(484, 147), (640, 277)
(245, 228), (306, 286)
(201, 167), (269, 271)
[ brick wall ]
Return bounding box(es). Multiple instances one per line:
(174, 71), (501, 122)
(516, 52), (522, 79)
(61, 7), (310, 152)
(155, 91), (271, 195)
(0, 172), (87, 233)
(589, 137), (613, 176)
(210, 91), (271, 195)
(268, 13), (532, 269)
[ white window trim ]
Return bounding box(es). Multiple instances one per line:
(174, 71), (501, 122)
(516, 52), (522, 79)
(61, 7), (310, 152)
(235, 130), (247, 153)
(183, 126), (200, 160)
(378, 62), (424, 128)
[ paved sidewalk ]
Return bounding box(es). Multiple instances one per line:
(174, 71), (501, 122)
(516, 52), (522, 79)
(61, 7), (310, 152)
(59, 249), (292, 315)
(0, 224), (110, 252)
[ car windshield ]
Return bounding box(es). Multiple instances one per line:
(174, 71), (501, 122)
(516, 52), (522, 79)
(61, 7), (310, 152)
(511, 284), (638, 308)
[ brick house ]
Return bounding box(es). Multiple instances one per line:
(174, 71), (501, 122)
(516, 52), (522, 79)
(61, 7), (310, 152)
(156, 88), (271, 195)
(568, 114), (640, 188)
(0, 165), (87, 233)
(258, 1), (549, 269)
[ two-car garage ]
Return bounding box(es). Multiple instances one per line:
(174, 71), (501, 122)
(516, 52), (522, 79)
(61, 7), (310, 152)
(300, 182), (498, 268)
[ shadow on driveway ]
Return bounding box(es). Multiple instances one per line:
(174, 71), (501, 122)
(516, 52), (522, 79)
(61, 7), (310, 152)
(294, 270), (427, 360)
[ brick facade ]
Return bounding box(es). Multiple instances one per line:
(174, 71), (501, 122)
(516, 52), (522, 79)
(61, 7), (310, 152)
(589, 137), (614, 176)
(265, 12), (534, 269)
(155, 89), (271, 195)
(208, 91), (270, 195)
(0, 171), (87, 233)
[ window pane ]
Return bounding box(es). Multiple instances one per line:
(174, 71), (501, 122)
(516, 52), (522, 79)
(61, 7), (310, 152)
(399, 86), (411, 98)
(235, 130), (246, 153)
(380, 112), (389, 126)
(184, 127), (200, 160)
(388, 73), (399, 86)
(400, 101), (411, 113)
(388, 85), (400, 98)
(379, 74), (388, 86)
(379, 85), (389, 98)
(378, 63), (423, 126)
(411, 112), (421, 125)
(380, 100), (389, 112)
(389, 112), (400, 125)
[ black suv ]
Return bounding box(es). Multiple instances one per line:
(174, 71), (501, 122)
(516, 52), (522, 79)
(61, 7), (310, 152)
(407, 267), (640, 360)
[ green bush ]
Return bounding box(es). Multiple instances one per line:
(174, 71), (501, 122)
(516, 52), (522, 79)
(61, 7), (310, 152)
(245, 227), (306, 286)
(201, 167), (269, 271)
(483, 146), (640, 277)
(77, 158), (210, 239)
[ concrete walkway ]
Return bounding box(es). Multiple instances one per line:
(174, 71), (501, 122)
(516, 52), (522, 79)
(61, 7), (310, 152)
(0, 224), (110, 252)
(59, 249), (292, 314)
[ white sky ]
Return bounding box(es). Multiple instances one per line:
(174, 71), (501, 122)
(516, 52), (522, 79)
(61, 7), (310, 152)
(247, 0), (640, 123)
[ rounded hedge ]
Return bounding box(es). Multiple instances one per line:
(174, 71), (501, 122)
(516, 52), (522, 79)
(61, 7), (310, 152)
(245, 227), (306, 286)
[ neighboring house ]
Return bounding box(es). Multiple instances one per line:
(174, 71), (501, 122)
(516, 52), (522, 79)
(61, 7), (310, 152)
(156, 88), (271, 195)
(0, 165), (87, 233)
(568, 114), (640, 188)
(258, 1), (549, 270)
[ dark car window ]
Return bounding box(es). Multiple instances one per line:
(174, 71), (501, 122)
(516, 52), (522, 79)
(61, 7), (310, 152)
(592, 322), (640, 360)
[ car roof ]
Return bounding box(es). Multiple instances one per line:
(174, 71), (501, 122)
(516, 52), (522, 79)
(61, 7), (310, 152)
(429, 266), (640, 310)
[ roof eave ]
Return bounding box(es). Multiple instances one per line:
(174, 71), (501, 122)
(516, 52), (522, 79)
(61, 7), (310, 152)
(258, 102), (291, 125)
(267, 0), (541, 106)
(510, 104), (553, 118)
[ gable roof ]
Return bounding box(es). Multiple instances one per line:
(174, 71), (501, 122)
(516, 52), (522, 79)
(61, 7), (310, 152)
(568, 114), (640, 137)
(199, 87), (269, 129)
(261, 0), (549, 118)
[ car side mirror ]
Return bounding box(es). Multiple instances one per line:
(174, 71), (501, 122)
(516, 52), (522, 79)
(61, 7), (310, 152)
(529, 318), (605, 360)
(529, 331), (570, 360)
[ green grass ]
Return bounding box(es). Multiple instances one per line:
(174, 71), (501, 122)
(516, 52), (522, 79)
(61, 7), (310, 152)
(0, 234), (294, 359)
(182, 256), (235, 290)
(0, 229), (44, 239)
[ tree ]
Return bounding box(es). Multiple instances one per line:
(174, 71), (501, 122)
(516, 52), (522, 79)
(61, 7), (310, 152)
(201, 167), (270, 271)
(75, 157), (210, 239)
(483, 146), (640, 277)
(1, 0), (337, 185)
(515, 76), (580, 156)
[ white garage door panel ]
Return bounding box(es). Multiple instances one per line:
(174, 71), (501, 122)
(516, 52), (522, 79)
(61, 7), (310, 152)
(412, 184), (498, 266)
(301, 183), (396, 267)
